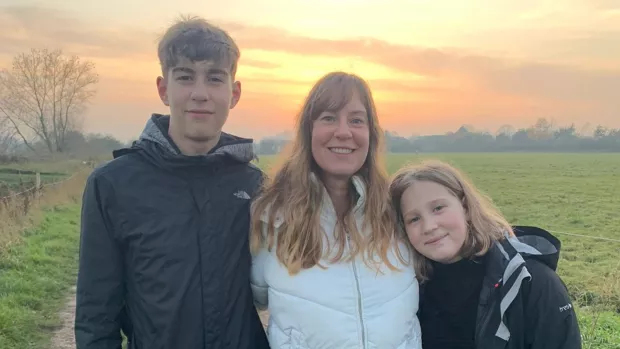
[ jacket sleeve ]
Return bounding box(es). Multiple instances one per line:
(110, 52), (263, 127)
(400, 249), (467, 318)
(250, 222), (270, 310)
(74, 172), (125, 349)
(524, 260), (582, 349)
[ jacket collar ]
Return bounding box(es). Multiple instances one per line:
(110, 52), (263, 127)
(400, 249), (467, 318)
(259, 173), (367, 229)
(113, 114), (257, 174)
(482, 226), (561, 342)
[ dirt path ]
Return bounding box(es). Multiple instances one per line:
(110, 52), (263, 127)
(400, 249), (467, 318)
(49, 286), (77, 349)
(48, 287), (270, 349)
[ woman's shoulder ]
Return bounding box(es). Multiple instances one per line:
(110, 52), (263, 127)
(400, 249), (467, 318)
(255, 200), (285, 229)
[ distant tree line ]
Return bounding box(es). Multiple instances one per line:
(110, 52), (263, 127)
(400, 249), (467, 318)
(255, 118), (620, 155)
(0, 130), (126, 164)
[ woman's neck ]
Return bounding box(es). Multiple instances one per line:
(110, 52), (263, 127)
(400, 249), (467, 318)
(322, 175), (351, 219)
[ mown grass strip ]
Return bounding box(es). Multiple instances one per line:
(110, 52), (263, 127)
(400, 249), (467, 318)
(0, 204), (81, 349)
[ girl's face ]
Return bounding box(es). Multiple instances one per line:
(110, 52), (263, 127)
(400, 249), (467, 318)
(399, 180), (469, 264)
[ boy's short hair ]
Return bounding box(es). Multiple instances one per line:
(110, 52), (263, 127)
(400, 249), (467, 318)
(157, 15), (240, 78)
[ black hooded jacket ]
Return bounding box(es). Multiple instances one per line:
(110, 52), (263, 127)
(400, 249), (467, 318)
(420, 226), (582, 349)
(74, 114), (270, 349)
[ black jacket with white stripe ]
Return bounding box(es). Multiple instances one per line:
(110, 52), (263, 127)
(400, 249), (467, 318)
(421, 226), (582, 349)
(476, 226), (581, 348)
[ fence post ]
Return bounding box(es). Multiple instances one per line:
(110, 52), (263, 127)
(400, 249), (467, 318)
(35, 172), (41, 199)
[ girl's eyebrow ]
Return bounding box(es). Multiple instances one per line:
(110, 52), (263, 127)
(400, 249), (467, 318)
(402, 197), (450, 217)
(428, 198), (449, 205)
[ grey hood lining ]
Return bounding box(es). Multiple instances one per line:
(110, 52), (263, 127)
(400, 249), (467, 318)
(136, 114), (256, 163)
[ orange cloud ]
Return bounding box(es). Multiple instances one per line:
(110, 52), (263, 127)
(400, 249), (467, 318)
(0, 5), (618, 141)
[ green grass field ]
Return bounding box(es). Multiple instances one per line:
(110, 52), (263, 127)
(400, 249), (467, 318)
(257, 152), (620, 347)
(0, 204), (81, 349)
(0, 153), (618, 348)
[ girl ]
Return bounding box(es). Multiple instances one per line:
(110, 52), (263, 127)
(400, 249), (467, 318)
(389, 160), (582, 349)
(250, 72), (422, 348)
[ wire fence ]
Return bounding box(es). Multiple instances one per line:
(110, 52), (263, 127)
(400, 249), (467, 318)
(0, 166), (91, 220)
(1, 166), (618, 244)
(550, 230), (620, 244)
(0, 167), (90, 201)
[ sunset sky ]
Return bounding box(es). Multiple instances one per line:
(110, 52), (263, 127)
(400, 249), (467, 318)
(1, 0), (619, 141)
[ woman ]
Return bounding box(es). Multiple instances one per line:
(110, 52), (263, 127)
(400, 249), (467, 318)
(250, 72), (422, 349)
(389, 160), (582, 349)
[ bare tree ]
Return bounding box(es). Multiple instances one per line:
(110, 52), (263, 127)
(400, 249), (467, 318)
(496, 124), (515, 137)
(0, 48), (99, 153)
(0, 115), (18, 155)
(528, 117), (555, 140)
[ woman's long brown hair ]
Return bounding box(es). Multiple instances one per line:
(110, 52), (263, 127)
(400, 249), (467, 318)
(250, 72), (407, 275)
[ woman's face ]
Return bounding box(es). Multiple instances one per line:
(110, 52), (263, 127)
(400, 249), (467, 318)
(311, 91), (370, 180)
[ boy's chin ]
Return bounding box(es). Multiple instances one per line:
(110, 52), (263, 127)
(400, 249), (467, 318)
(184, 130), (217, 143)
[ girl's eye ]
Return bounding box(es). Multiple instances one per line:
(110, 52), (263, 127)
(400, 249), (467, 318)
(408, 217), (419, 224)
(434, 205), (444, 212)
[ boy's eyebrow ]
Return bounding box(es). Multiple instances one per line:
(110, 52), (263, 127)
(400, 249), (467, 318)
(207, 68), (229, 76)
(171, 67), (194, 74)
(170, 67), (229, 76)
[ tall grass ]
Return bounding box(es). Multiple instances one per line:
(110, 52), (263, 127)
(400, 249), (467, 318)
(0, 167), (90, 254)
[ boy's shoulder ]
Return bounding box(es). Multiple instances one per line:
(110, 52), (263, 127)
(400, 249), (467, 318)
(88, 151), (142, 181)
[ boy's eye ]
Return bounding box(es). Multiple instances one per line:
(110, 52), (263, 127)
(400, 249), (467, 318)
(209, 76), (223, 83)
(177, 75), (192, 81)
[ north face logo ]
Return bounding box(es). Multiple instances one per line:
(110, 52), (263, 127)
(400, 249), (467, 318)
(233, 190), (250, 199)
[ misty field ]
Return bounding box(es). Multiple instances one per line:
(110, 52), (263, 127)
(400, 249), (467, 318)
(258, 152), (620, 346)
(0, 153), (618, 348)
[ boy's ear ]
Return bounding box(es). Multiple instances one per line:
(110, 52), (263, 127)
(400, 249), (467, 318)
(230, 80), (241, 109)
(156, 76), (169, 106)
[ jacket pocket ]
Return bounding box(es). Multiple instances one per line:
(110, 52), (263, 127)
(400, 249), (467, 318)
(268, 325), (308, 349)
(396, 317), (423, 349)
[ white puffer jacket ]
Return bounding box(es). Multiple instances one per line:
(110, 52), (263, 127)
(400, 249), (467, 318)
(250, 175), (422, 349)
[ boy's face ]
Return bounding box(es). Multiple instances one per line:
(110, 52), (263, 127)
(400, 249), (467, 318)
(156, 57), (241, 146)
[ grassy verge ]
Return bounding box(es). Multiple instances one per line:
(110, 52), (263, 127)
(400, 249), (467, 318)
(578, 307), (620, 349)
(0, 204), (81, 349)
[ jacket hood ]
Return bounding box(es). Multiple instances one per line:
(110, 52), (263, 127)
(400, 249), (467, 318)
(485, 225), (561, 342)
(113, 114), (257, 167)
(510, 225), (561, 271)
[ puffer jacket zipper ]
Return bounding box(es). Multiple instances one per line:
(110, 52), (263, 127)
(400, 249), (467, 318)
(346, 227), (366, 348)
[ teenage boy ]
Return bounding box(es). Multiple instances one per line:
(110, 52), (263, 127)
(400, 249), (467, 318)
(75, 16), (269, 349)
